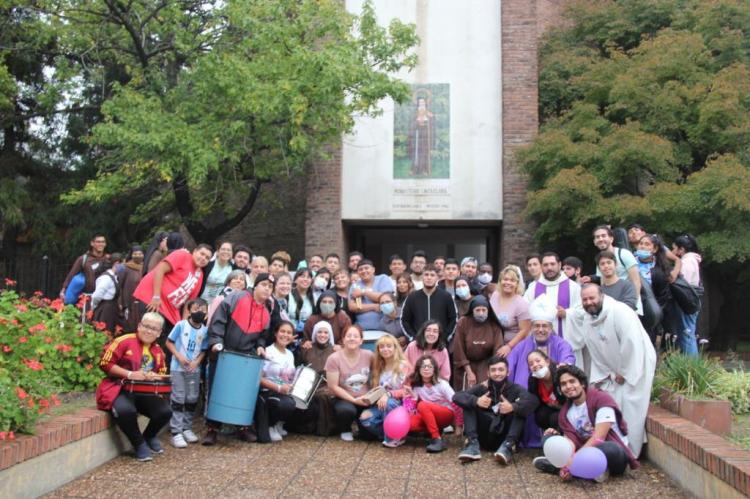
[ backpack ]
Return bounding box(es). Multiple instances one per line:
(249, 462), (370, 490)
(63, 254), (89, 305)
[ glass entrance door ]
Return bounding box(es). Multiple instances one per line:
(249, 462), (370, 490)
(346, 224), (500, 272)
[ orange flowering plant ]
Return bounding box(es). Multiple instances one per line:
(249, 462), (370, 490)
(0, 281), (107, 434)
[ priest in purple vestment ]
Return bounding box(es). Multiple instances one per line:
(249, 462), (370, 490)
(507, 294), (576, 447)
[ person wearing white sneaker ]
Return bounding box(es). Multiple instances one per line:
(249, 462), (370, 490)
(171, 433), (188, 448)
(165, 299), (209, 448)
(256, 321), (299, 443)
(325, 325), (375, 442)
(182, 429), (199, 443)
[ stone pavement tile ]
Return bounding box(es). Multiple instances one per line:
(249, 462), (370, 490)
(522, 475), (590, 499)
(282, 477), (349, 498)
(465, 480), (527, 499)
(229, 463), (302, 489)
(355, 448), (414, 478)
(406, 479), (465, 498)
(343, 475), (408, 497)
(221, 486), (279, 499)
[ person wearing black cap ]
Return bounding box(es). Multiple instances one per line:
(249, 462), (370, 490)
(452, 295), (505, 390)
(202, 272), (281, 445)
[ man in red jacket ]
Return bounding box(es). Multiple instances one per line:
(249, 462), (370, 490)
(95, 312), (172, 462)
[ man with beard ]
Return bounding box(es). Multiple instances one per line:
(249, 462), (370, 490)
(202, 273), (281, 445)
(534, 365), (640, 482)
(507, 294), (576, 448)
(400, 264), (457, 342)
(409, 250), (427, 291)
(523, 252), (581, 338)
(564, 284), (656, 457)
(454, 356), (538, 464)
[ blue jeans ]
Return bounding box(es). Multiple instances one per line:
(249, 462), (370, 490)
(359, 397), (401, 441)
(678, 310), (699, 357)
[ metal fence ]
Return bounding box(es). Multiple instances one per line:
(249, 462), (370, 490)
(1, 255), (71, 297)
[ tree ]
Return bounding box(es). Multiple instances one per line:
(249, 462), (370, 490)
(520, 0), (750, 344)
(50, 0), (417, 243)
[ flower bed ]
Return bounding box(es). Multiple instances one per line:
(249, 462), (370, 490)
(0, 280), (107, 437)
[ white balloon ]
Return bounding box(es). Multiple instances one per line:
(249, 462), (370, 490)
(543, 435), (575, 468)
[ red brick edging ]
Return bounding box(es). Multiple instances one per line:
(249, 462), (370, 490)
(0, 408), (111, 471)
(647, 404), (750, 496)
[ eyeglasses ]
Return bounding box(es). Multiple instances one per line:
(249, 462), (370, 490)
(419, 364), (435, 370)
(140, 323), (162, 333)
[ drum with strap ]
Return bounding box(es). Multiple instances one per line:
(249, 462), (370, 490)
(290, 366), (323, 410)
(122, 379), (171, 396)
(206, 350), (264, 426)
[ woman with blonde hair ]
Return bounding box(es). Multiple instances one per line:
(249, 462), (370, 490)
(489, 266), (531, 356)
(359, 334), (413, 447)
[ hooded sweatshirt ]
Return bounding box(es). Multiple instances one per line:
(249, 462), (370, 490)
(681, 252), (702, 287)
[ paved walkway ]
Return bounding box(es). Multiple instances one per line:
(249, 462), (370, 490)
(45, 428), (688, 498)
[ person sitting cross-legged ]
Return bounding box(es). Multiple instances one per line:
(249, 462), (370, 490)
(454, 356), (538, 464)
(533, 365), (640, 482)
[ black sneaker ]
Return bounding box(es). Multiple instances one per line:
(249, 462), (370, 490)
(134, 442), (153, 462)
(236, 426), (258, 443)
(533, 456), (558, 474)
(201, 429), (218, 446)
(458, 438), (481, 462)
(494, 441), (513, 465)
(146, 437), (164, 455)
(426, 438), (447, 453)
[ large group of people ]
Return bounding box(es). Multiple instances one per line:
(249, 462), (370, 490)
(75, 222), (704, 482)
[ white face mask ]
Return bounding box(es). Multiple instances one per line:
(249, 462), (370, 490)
(478, 273), (492, 285)
(313, 277), (328, 290)
(531, 365), (550, 379)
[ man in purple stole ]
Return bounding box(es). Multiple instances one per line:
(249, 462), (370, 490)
(523, 252), (581, 338)
(508, 294), (576, 447)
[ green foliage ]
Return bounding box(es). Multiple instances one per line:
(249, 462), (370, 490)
(653, 352), (726, 400)
(52, 0), (417, 241)
(0, 282), (107, 434)
(522, 0), (750, 265)
(654, 351), (750, 416)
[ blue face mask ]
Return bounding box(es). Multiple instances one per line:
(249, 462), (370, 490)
(635, 249), (652, 261)
(456, 287), (470, 300)
(380, 302), (395, 315)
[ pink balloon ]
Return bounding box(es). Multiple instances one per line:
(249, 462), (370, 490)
(383, 406), (411, 440)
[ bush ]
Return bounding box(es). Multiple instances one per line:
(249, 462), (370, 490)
(0, 280), (108, 436)
(654, 351), (750, 416)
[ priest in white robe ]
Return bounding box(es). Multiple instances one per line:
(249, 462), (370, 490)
(523, 253), (581, 338)
(565, 283), (656, 457)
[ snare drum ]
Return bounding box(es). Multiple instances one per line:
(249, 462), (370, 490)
(290, 366), (322, 410)
(122, 379), (171, 396)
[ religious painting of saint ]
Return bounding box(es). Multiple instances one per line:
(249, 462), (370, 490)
(393, 84), (449, 179)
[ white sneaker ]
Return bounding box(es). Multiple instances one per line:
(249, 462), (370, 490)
(382, 438), (405, 448)
(276, 422), (288, 437)
(171, 433), (188, 448)
(443, 425), (455, 434)
(340, 431), (354, 442)
(182, 430), (199, 443)
(268, 425), (283, 442)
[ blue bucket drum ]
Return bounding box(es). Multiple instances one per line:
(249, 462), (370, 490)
(206, 350), (264, 426)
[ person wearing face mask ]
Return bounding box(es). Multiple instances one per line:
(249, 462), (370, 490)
(507, 294), (575, 448)
(377, 292), (405, 343)
(526, 349), (565, 437)
(302, 290), (351, 349)
(91, 253), (124, 335)
(312, 269), (331, 302)
(454, 356), (538, 464)
(165, 298), (209, 448)
(119, 246), (145, 333)
(452, 296), (504, 391)
(470, 262), (494, 296)
(453, 276), (473, 316)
